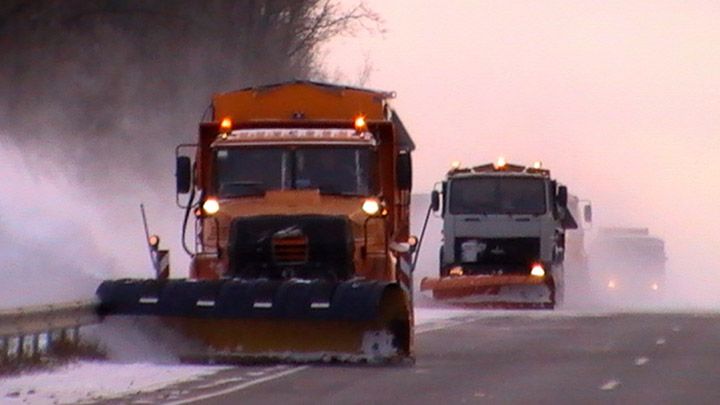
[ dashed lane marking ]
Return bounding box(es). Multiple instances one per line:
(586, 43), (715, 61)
(473, 390), (487, 398)
(600, 379), (621, 391)
(656, 338), (666, 345)
(634, 357), (649, 366)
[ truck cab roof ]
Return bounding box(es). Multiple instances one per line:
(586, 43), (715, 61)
(212, 80), (415, 152)
(448, 171), (549, 180)
(446, 161), (551, 179)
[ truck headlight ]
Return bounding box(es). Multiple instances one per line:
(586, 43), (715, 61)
(362, 198), (381, 216)
(530, 263), (545, 277)
(203, 198), (220, 215)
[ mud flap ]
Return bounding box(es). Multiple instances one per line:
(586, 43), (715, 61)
(96, 278), (411, 362)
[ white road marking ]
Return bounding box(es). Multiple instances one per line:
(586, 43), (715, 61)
(163, 366), (310, 405)
(415, 318), (476, 334)
(194, 377), (246, 390)
(634, 356), (649, 366)
(246, 371), (266, 377)
(672, 326), (681, 333)
(600, 379), (621, 391)
(656, 338), (666, 345)
(158, 312), (482, 404)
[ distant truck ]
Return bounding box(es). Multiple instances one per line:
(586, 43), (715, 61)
(587, 227), (667, 301)
(563, 194), (594, 303)
(420, 159), (579, 309)
(565, 195), (593, 272)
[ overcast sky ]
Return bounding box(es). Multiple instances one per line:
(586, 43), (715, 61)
(327, 0), (720, 301)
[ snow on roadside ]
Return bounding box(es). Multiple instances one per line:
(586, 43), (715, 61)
(0, 362), (227, 405)
(0, 292), (696, 403)
(0, 306), (479, 404)
(414, 307), (477, 325)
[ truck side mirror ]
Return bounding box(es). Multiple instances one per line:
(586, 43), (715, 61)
(176, 156), (192, 194)
(431, 190), (440, 212)
(583, 204), (593, 223)
(557, 185), (568, 208)
(397, 152), (412, 190)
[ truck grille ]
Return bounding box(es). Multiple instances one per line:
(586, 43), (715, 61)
(272, 235), (309, 265)
(228, 214), (355, 280)
(454, 237), (540, 269)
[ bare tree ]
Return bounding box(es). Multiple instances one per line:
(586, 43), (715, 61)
(0, 0), (382, 185)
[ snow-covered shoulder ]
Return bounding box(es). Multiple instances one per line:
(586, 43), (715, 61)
(0, 362), (226, 404)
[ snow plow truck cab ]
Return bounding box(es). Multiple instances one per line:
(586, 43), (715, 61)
(420, 159), (577, 309)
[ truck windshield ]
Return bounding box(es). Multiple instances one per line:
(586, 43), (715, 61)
(594, 237), (666, 265)
(449, 177), (547, 215)
(214, 146), (375, 197)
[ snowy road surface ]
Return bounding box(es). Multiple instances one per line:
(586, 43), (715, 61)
(3, 194), (709, 403)
(0, 305), (475, 404)
(125, 310), (720, 405)
(3, 303), (720, 404)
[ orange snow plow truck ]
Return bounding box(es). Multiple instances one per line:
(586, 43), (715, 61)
(97, 81), (416, 362)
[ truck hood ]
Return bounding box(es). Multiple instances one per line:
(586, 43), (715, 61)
(214, 189), (370, 223)
(452, 215), (544, 238)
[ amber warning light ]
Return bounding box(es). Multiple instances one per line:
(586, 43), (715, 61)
(220, 118), (232, 132)
(354, 115), (367, 132)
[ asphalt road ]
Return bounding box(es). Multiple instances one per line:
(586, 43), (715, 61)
(113, 309), (720, 404)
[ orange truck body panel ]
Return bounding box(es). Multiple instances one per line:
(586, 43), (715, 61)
(213, 82), (390, 122)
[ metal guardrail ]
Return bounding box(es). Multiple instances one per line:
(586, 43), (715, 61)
(0, 301), (100, 362)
